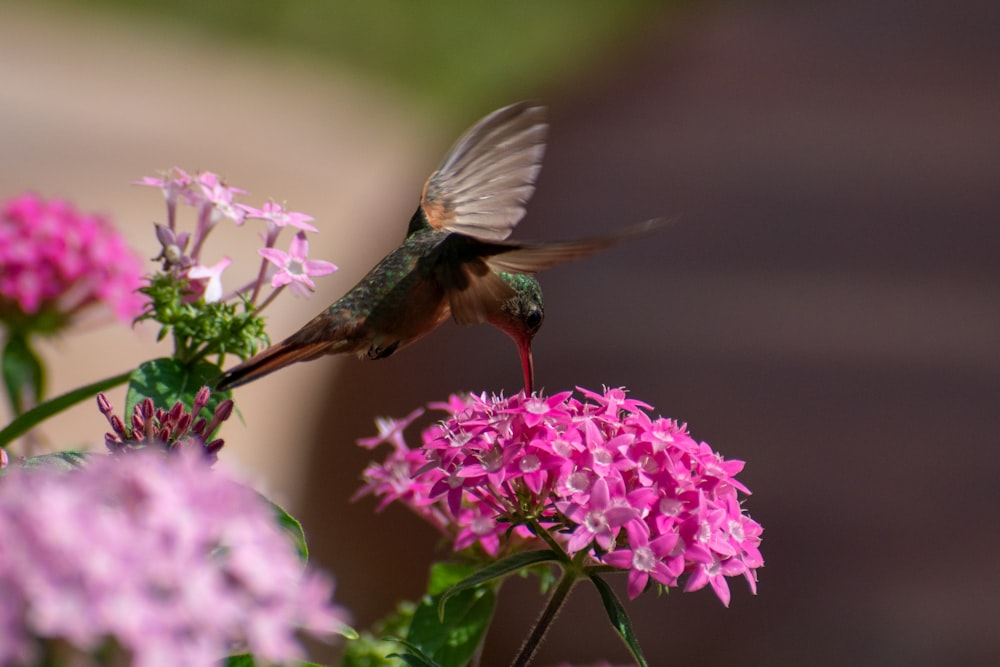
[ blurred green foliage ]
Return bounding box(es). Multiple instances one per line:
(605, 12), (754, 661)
(26, 0), (666, 115)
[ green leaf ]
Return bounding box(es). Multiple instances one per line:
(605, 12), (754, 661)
(406, 562), (496, 667)
(0, 370), (132, 449)
(588, 573), (648, 667)
(426, 561), (479, 596)
(264, 494), (309, 562)
(0, 451), (92, 477)
(340, 602), (416, 667)
(225, 654), (325, 667)
(385, 639), (443, 667)
(2, 333), (45, 415)
(388, 657), (439, 667)
(437, 549), (561, 616)
(125, 357), (228, 420)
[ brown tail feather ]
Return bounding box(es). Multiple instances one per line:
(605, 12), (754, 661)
(215, 340), (332, 391)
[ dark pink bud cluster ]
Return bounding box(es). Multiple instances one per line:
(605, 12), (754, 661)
(97, 387), (233, 462)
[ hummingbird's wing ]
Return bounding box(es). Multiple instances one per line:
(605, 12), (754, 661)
(481, 218), (672, 275)
(420, 102), (547, 242)
(444, 259), (517, 326)
(442, 218), (672, 326)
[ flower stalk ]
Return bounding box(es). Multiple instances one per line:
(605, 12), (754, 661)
(512, 567), (580, 667)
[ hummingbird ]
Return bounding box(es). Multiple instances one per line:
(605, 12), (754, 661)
(216, 101), (665, 394)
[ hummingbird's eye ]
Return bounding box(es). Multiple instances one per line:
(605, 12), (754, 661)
(525, 308), (543, 332)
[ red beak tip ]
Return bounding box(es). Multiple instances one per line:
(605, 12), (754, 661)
(518, 339), (534, 396)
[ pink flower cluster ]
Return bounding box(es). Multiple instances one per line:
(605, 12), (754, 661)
(0, 450), (345, 667)
(0, 193), (145, 324)
(138, 168), (335, 304)
(357, 387), (763, 606)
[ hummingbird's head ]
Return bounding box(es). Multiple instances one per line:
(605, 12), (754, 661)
(494, 274), (544, 394)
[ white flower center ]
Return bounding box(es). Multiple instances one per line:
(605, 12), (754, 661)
(659, 497), (682, 516)
(471, 515), (494, 536)
(566, 471), (590, 494)
(480, 448), (504, 473)
(631, 546), (656, 572)
(552, 438), (573, 457)
(520, 454), (541, 473)
(584, 510), (608, 534)
(525, 398), (548, 415)
(728, 519), (745, 542)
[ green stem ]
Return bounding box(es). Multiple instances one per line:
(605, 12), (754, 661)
(250, 283), (284, 317)
(2, 331), (45, 417)
(0, 370), (132, 449)
(510, 566), (579, 667)
(525, 516), (572, 559)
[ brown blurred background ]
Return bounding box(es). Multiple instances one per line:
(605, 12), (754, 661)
(3, 1), (999, 665)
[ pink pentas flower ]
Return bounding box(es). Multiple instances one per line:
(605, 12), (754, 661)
(136, 167), (338, 317)
(357, 408), (425, 451)
(259, 231), (337, 296)
(603, 519), (684, 599)
(134, 167), (196, 227)
(197, 171), (248, 225)
(240, 200), (318, 233)
(559, 476), (638, 553)
(188, 256), (232, 303)
(356, 387), (763, 606)
(0, 193), (145, 326)
(0, 449), (346, 666)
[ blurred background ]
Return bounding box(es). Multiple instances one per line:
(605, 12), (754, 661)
(2, 0), (999, 665)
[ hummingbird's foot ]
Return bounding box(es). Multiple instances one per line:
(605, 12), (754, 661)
(367, 341), (400, 360)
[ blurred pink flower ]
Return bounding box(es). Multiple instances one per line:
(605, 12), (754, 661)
(0, 193), (145, 326)
(0, 449), (346, 666)
(357, 387), (763, 606)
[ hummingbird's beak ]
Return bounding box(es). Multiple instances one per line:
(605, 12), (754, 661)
(517, 336), (534, 395)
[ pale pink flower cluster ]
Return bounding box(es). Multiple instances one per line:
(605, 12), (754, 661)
(0, 193), (145, 324)
(358, 387), (763, 606)
(0, 450), (345, 667)
(137, 167), (335, 304)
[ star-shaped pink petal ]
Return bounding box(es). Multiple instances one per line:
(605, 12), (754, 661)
(258, 231), (336, 296)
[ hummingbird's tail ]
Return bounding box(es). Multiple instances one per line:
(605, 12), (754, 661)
(215, 339), (331, 391)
